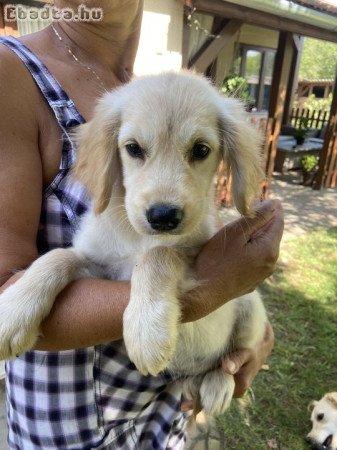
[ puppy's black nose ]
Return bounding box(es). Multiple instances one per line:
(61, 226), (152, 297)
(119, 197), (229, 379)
(146, 204), (183, 231)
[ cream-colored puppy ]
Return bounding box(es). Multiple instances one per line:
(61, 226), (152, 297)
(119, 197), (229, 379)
(307, 393), (337, 450)
(0, 72), (267, 415)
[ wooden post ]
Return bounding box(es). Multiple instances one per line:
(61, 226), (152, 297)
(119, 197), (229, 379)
(313, 73), (337, 190)
(263, 32), (294, 197)
(283, 35), (303, 125)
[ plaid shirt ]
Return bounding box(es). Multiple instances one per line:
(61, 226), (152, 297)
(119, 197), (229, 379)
(1, 36), (187, 450)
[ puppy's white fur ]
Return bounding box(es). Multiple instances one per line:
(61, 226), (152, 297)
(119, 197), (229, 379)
(307, 393), (337, 449)
(0, 72), (267, 415)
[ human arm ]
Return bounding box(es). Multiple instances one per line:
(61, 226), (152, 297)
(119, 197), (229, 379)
(34, 200), (283, 350)
(1, 198), (282, 351)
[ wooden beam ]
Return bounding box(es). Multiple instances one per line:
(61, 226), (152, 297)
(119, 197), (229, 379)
(194, 0), (337, 44)
(283, 35), (303, 124)
(189, 19), (241, 73)
(263, 32), (294, 196)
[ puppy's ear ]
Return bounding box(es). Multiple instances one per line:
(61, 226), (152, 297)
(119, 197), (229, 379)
(72, 92), (122, 215)
(218, 98), (264, 216)
(308, 400), (318, 412)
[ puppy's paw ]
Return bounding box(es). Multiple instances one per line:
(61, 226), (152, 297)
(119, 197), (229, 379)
(199, 369), (235, 416)
(0, 287), (42, 360)
(182, 375), (203, 401)
(123, 297), (179, 376)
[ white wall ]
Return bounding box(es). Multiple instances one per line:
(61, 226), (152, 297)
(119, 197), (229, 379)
(134, 0), (183, 75)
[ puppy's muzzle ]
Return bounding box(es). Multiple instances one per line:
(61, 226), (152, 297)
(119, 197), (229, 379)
(306, 435), (334, 450)
(146, 204), (184, 232)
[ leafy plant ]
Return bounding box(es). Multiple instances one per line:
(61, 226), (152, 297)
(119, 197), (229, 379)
(300, 154), (318, 173)
(294, 117), (310, 144)
(221, 76), (250, 103)
(293, 93), (332, 114)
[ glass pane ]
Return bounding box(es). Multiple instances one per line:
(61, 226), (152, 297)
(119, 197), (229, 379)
(248, 83), (258, 106)
(264, 51), (275, 86)
(245, 50), (262, 106)
(245, 50), (262, 81)
(262, 84), (271, 110)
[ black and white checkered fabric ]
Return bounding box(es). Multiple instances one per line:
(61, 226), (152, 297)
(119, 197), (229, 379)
(0, 36), (187, 450)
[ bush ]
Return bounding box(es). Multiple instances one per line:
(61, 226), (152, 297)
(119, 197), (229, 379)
(300, 154), (318, 173)
(221, 76), (250, 103)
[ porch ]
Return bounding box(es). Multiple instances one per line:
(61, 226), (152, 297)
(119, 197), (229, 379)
(181, 0), (337, 196)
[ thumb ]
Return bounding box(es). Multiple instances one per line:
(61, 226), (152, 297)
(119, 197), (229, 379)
(222, 348), (252, 375)
(231, 199), (281, 241)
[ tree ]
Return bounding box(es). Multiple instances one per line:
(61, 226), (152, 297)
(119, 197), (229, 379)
(299, 37), (337, 80)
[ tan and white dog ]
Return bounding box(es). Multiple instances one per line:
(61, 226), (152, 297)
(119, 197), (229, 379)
(307, 393), (337, 450)
(0, 72), (267, 415)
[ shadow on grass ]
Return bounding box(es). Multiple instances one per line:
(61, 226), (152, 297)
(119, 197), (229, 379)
(218, 228), (337, 450)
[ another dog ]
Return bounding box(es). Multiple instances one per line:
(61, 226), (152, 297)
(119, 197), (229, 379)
(0, 72), (267, 415)
(307, 393), (337, 450)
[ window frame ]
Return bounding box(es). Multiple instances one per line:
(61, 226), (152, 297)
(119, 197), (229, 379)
(239, 44), (276, 111)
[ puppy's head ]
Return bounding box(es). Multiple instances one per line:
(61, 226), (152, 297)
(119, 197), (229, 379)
(307, 393), (337, 450)
(74, 72), (263, 236)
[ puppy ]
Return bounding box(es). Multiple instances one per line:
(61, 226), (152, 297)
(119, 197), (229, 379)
(307, 393), (337, 450)
(0, 72), (267, 415)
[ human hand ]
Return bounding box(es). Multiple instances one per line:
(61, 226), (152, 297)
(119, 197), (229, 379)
(222, 321), (274, 397)
(180, 322), (274, 412)
(183, 199), (284, 321)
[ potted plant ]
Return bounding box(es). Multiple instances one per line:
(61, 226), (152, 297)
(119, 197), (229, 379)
(294, 117), (310, 145)
(300, 154), (318, 186)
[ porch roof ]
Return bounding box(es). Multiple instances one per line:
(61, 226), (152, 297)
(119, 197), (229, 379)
(187, 0), (337, 43)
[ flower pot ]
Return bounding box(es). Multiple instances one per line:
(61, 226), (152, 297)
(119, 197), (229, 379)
(302, 170), (317, 186)
(295, 135), (306, 145)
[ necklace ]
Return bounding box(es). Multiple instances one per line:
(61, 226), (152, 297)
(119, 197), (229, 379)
(51, 24), (107, 92)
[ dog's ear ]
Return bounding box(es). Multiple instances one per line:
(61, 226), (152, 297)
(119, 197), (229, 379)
(72, 92), (122, 215)
(308, 400), (318, 412)
(217, 97), (264, 216)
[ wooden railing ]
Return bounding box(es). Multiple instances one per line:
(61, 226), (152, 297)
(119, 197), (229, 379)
(290, 107), (330, 130)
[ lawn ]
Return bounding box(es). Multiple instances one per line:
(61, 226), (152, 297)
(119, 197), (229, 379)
(217, 226), (337, 449)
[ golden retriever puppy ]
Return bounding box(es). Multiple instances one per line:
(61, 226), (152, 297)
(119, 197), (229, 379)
(0, 72), (267, 415)
(307, 393), (337, 450)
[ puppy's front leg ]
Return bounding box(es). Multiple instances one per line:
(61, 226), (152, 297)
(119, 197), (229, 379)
(0, 248), (88, 360)
(123, 246), (186, 376)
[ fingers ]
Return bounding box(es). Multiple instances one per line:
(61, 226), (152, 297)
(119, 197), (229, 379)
(222, 348), (253, 375)
(181, 399), (193, 412)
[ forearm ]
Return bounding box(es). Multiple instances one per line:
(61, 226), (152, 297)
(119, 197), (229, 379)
(0, 273), (130, 351)
(37, 278), (211, 350)
(36, 278), (131, 351)
(0, 272), (204, 352)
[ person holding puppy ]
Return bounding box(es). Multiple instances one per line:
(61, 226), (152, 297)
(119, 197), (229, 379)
(0, 0), (282, 448)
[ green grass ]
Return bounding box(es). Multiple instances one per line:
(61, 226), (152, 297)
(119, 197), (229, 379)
(217, 227), (337, 449)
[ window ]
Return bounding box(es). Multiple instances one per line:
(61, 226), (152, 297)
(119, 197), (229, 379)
(238, 45), (276, 111)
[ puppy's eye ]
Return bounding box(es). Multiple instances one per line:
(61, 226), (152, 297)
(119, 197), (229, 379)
(126, 143), (144, 159)
(317, 413), (324, 421)
(191, 143), (210, 161)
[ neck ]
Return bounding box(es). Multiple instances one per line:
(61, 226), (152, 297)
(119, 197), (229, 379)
(51, 1), (143, 81)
